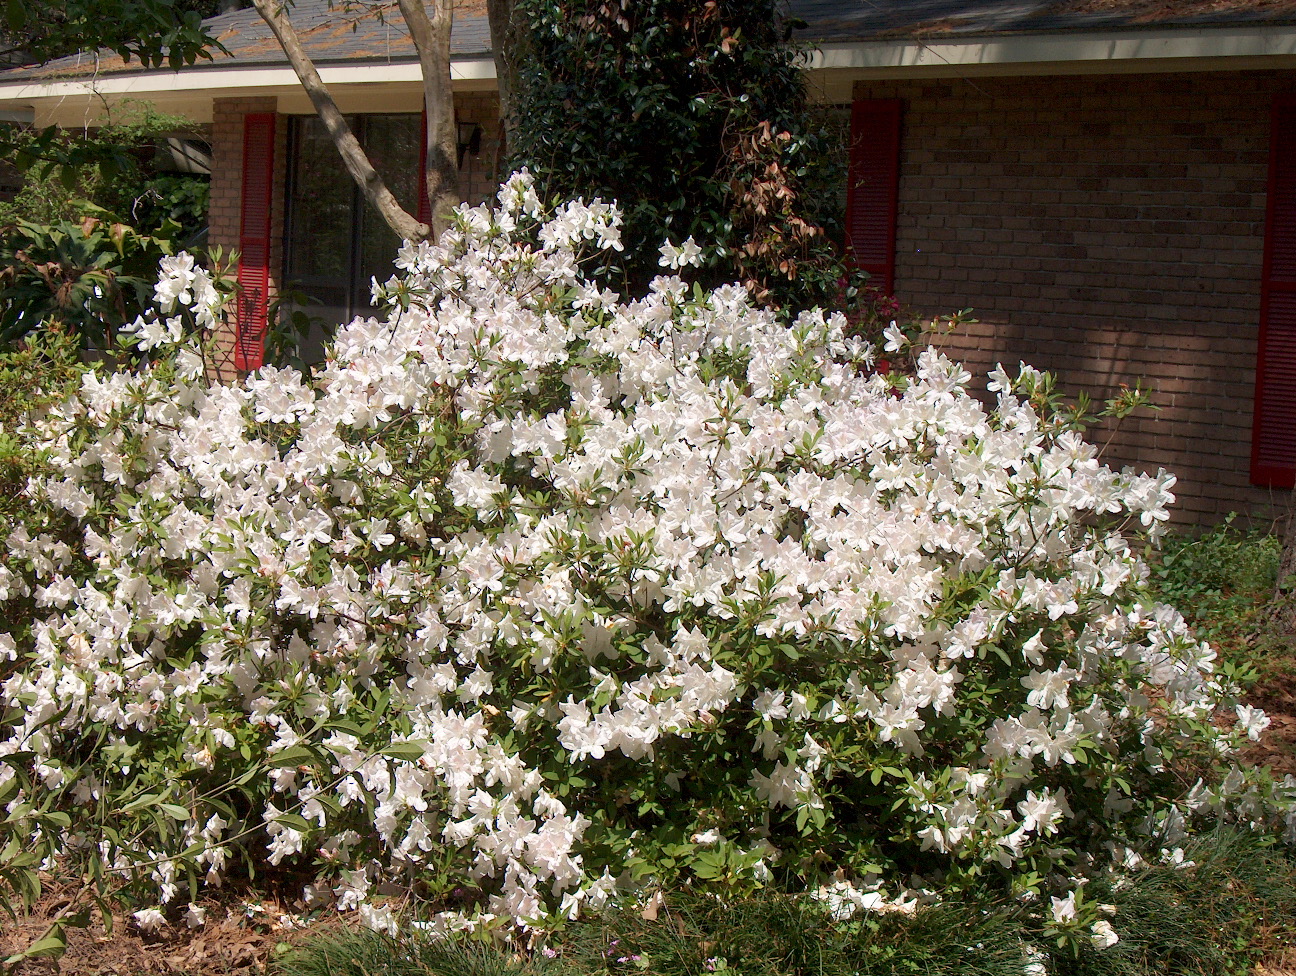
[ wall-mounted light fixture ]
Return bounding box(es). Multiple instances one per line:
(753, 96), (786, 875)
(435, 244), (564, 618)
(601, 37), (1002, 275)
(457, 123), (483, 168)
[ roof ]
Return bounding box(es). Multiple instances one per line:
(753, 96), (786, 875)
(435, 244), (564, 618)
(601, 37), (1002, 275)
(791, 0), (1296, 43)
(0, 0), (492, 81)
(8, 0), (1296, 84)
(0, 0), (1290, 101)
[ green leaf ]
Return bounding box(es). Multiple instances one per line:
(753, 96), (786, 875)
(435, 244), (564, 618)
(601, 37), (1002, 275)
(158, 803), (190, 821)
(19, 926), (66, 959)
(0, 776), (21, 805)
(380, 742), (425, 761)
(4, 0), (27, 30)
(121, 793), (161, 814)
(272, 813), (313, 833)
(324, 720), (365, 737)
(265, 746), (317, 768)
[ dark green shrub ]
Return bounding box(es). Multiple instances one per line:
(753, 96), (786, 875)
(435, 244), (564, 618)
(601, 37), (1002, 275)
(0, 215), (173, 347)
(511, 0), (868, 312)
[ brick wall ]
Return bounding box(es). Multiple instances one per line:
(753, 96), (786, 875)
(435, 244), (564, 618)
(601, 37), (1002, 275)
(209, 96), (287, 378)
(850, 71), (1294, 527)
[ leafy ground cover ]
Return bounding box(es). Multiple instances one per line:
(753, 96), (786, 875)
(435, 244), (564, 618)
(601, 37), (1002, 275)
(1148, 520), (1296, 779)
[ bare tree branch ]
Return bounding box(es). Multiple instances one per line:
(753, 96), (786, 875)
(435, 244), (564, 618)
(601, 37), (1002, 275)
(252, 0), (429, 242)
(397, 0), (458, 237)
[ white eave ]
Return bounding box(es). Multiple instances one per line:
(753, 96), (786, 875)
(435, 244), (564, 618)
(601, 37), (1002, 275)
(803, 24), (1296, 101)
(812, 23), (1296, 75)
(0, 56), (497, 125)
(4, 23), (1296, 122)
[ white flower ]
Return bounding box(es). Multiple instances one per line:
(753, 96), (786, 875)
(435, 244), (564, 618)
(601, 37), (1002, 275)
(133, 908), (168, 933)
(658, 237), (703, 269)
(882, 321), (907, 352)
(1017, 789), (1064, 835)
(1235, 704), (1270, 741)
(359, 903), (399, 936)
(1090, 920), (1119, 949)
(1050, 892), (1078, 924)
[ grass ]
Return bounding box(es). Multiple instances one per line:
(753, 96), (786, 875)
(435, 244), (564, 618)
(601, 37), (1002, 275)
(275, 927), (546, 976)
(274, 829), (1296, 976)
(1147, 517), (1293, 693)
(552, 888), (1032, 976)
(1048, 829), (1296, 976)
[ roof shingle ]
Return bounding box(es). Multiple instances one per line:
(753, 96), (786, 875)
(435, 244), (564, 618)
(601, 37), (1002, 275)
(6, 0), (1296, 83)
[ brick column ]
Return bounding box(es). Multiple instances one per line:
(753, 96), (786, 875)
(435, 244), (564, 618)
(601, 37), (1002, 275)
(209, 96), (286, 378)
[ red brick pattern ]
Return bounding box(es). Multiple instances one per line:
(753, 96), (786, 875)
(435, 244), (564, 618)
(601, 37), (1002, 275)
(851, 72), (1294, 526)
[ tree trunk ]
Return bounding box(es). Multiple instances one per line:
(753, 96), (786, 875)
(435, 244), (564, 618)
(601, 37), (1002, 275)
(1274, 494), (1296, 634)
(252, 0), (429, 243)
(486, 0), (525, 152)
(398, 0), (459, 238)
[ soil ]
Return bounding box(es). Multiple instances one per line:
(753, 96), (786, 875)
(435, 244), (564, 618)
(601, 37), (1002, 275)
(0, 884), (332, 976)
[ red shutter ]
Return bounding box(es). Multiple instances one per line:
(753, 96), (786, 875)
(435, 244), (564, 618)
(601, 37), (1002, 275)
(845, 98), (902, 295)
(1252, 95), (1296, 488)
(417, 110), (431, 226)
(235, 113), (276, 372)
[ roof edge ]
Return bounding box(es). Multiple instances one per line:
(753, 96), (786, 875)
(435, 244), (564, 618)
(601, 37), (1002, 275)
(807, 23), (1296, 76)
(0, 57), (497, 104)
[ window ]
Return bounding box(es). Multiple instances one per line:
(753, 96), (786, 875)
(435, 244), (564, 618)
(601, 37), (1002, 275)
(283, 113), (423, 355)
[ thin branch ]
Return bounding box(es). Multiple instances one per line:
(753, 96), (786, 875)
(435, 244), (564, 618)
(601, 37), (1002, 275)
(252, 0), (429, 242)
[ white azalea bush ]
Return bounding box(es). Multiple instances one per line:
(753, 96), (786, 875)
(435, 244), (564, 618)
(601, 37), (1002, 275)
(1, 173), (1292, 940)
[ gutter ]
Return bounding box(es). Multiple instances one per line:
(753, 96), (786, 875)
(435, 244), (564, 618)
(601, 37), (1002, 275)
(0, 56), (497, 104)
(3, 22), (1296, 110)
(807, 24), (1296, 77)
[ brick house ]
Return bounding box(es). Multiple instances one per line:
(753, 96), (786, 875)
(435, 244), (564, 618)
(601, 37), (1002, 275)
(2, 0), (1296, 525)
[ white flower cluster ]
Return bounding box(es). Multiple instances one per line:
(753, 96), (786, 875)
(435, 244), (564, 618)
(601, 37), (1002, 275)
(1, 172), (1292, 934)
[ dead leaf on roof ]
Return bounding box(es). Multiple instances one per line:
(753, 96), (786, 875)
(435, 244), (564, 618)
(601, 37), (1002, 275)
(1040, 0), (1296, 21)
(885, 17), (975, 37)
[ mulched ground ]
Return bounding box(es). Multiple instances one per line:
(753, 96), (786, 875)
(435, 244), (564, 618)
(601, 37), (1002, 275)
(0, 885), (325, 976)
